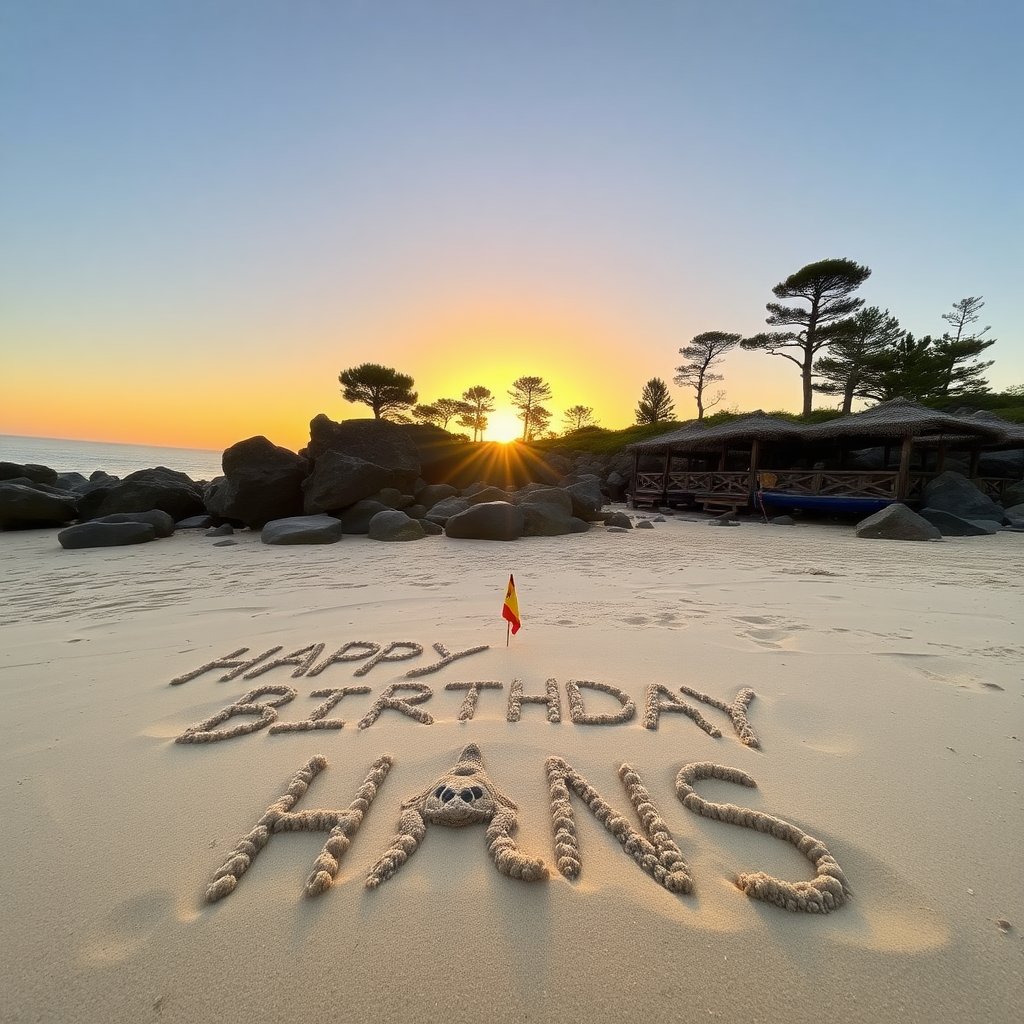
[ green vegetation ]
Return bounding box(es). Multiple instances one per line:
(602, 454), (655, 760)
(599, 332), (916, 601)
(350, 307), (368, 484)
(339, 363), (418, 420)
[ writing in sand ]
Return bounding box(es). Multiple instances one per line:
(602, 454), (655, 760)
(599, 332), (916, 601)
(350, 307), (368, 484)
(169, 640), (758, 740)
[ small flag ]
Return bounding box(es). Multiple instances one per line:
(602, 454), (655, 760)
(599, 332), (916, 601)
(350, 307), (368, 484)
(502, 574), (521, 635)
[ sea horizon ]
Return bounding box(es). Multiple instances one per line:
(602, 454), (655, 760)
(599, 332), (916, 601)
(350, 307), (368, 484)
(0, 433), (224, 480)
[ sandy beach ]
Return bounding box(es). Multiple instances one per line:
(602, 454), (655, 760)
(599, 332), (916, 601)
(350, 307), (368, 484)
(2, 516), (1021, 1023)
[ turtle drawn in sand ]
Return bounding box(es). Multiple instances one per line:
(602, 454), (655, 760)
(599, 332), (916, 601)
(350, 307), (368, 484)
(365, 742), (548, 887)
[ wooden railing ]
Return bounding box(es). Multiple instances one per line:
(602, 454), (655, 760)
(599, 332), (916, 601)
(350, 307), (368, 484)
(633, 468), (1017, 508)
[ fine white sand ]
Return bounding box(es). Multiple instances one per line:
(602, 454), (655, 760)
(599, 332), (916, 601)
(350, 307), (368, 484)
(1, 515), (1021, 1023)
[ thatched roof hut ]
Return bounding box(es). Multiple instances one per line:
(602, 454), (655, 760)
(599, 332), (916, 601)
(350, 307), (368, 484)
(626, 412), (803, 454)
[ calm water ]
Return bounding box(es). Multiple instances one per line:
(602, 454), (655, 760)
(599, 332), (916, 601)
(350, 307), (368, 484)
(0, 435), (224, 480)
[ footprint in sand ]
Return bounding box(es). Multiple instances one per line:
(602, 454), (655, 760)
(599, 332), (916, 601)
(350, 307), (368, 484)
(81, 890), (175, 965)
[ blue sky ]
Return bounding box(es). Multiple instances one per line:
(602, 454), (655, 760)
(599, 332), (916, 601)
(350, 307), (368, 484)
(1, 0), (1020, 448)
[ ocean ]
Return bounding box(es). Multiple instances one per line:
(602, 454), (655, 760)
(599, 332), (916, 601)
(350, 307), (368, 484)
(0, 435), (224, 481)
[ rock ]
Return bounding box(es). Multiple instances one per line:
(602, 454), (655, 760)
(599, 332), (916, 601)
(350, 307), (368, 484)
(517, 487), (573, 515)
(54, 472), (90, 492)
(855, 504), (942, 541)
(176, 515), (218, 529)
(920, 471), (1007, 524)
(203, 436), (307, 528)
(564, 478), (605, 520)
(1000, 481), (1024, 509)
(605, 471), (628, 501)
(567, 517), (592, 533)
(636, 520), (655, 529)
(417, 518), (444, 536)
(261, 514), (344, 545)
(339, 499), (391, 534)
(424, 496), (471, 526)
(403, 503), (427, 520)
(543, 453), (573, 476)
(416, 483), (459, 510)
(653, 515), (667, 522)
(367, 510), (426, 542)
(212, 539), (238, 547)
(606, 526), (630, 533)
(0, 462), (58, 486)
(517, 487), (577, 536)
(917, 509), (1001, 536)
(92, 510), (176, 537)
(445, 501), (525, 541)
(58, 522), (156, 548)
(206, 523), (235, 537)
(1002, 502), (1024, 520)
(466, 485), (511, 505)
(0, 481), (78, 529)
(79, 466), (205, 522)
(604, 511), (632, 529)
(302, 451), (397, 514)
(368, 487), (405, 509)
(770, 515), (796, 526)
(306, 415), (420, 492)
(979, 450), (1024, 479)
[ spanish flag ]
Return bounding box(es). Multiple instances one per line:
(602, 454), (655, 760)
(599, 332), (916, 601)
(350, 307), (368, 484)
(502, 574), (521, 635)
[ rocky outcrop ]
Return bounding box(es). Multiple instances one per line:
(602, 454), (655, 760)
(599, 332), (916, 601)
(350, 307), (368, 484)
(424, 496), (471, 526)
(445, 501), (525, 541)
(307, 415), (420, 492)
(0, 481), (79, 529)
(58, 521), (156, 548)
(302, 451), (397, 514)
(78, 467), (205, 522)
(204, 436), (307, 528)
(0, 462), (58, 486)
(261, 514), (345, 545)
(338, 499), (391, 534)
(855, 504), (941, 541)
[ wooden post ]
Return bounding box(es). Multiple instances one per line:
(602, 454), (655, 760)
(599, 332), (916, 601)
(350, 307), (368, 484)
(969, 446), (981, 479)
(936, 443), (946, 476)
(896, 434), (913, 500)
(662, 449), (672, 505)
(631, 452), (639, 508)
(748, 439), (761, 496)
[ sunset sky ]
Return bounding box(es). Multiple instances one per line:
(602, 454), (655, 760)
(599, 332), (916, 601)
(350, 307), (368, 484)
(1, 1), (1021, 451)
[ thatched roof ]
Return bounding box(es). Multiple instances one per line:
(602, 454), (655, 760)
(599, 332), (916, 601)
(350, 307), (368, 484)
(626, 412), (804, 454)
(803, 398), (1007, 444)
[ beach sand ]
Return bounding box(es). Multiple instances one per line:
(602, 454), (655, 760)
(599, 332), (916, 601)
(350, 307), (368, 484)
(1, 516), (1021, 1023)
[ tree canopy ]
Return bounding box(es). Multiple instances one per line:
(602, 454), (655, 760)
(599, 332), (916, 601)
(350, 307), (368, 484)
(741, 257), (871, 415)
(563, 405), (597, 432)
(508, 376), (554, 441)
(339, 363), (418, 420)
(458, 386), (496, 441)
(635, 378), (675, 424)
(674, 331), (739, 419)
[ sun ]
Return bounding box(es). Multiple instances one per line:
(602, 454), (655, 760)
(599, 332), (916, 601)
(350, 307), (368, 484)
(486, 410), (523, 444)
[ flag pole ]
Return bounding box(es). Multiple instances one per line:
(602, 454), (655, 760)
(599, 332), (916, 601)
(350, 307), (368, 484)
(506, 620), (510, 647)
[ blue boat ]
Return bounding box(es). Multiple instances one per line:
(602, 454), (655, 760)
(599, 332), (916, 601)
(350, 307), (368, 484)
(755, 490), (898, 515)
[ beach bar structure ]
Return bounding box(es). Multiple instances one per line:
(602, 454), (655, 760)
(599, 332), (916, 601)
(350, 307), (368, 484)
(626, 398), (1016, 513)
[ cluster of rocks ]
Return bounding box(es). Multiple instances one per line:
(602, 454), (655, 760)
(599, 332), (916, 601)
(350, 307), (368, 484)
(854, 472), (1024, 541)
(0, 417), (635, 547)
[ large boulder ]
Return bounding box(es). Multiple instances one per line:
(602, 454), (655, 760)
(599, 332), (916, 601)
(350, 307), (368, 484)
(515, 486), (577, 536)
(445, 501), (525, 541)
(91, 509), (176, 537)
(306, 415), (420, 492)
(302, 451), (397, 514)
(920, 471), (1007, 524)
(0, 462), (58, 486)
(261, 514), (344, 545)
(917, 509), (1000, 536)
(0, 481), (78, 529)
(466, 485), (511, 505)
(367, 510), (426, 542)
(855, 504), (941, 541)
(424, 495), (471, 526)
(1000, 480), (1024, 509)
(416, 482), (459, 510)
(564, 478), (605, 520)
(58, 521), (156, 548)
(80, 466), (205, 522)
(204, 436), (307, 528)
(338, 499), (390, 534)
